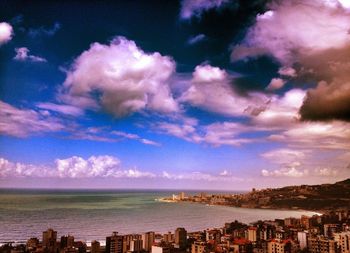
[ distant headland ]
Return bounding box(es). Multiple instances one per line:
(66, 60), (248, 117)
(161, 178), (350, 212)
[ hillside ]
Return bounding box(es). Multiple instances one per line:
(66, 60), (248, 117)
(240, 178), (350, 211)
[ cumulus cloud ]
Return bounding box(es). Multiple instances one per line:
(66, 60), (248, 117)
(180, 64), (269, 117)
(1, 155), (244, 182)
(300, 80), (350, 121)
(180, 0), (229, 19)
(14, 47), (47, 62)
(0, 158), (54, 178)
(0, 156), (156, 179)
(234, 0), (350, 64)
(266, 78), (286, 91)
(0, 22), (13, 45)
(59, 36), (178, 117)
(56, 155), (121, 178)
(0, 100), (65, 137)
(252, 89), (306, 127)
(231, 0), (350, 121)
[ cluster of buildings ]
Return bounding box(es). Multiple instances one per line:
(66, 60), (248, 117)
(1, 211), (350, 253)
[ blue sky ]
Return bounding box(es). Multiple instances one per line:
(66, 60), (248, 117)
(1, 0), (350, 190)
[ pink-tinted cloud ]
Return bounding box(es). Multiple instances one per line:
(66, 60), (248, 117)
(111, 130), (161, 146)
(14, 47), (47, 62)
(266, 78), (286, 91)
(36, 102), (84, 116)
(180, 0), (229, 19)
(60, 36), (178, 117)
(180, 64), (269, 117)
(0, 22), (13, 45)
(0, 100), (65, 137)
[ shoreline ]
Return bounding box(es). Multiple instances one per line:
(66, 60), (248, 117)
(156, 197), (323, 215)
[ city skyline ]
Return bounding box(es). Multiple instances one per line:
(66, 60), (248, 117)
(1, 0), (350, 190)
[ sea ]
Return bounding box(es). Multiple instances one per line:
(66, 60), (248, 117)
(0, 189), (318, 245)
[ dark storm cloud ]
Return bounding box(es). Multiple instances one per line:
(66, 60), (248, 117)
(300, 80), (350, 122)
(298, 46), (350, 122)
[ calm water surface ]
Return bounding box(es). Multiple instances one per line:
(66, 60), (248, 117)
(0, 189), (318, 243)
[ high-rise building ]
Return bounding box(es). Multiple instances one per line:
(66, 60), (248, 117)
(175, 228), (187, 249)
(179, 192), (185, 200)
(334, 232), (350, 253)
(26, 238), (40, 252)
(142, 232), (155, 252)
(300, 216), (310, 229)
(106, 232), (123, 253)
(151, 245), (170, 253)
(247, 227), (258, 242)
(191, 241), (208, 253)
(130, 239), (143, 253)
(43, 228), (58, 253)
(163, 232), (174, 243)
(91, 240), (100, 253)
(297, 231), (308, 250)
(61, 235), (74, 249)
(308, 236), (337, 253)
(267, 239), (298, 253)
(324, 224), (340, 238)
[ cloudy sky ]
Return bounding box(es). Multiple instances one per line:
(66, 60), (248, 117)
(1, 0), (350, 190)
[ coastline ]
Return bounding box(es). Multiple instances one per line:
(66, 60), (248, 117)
(157, 197), (324, 215)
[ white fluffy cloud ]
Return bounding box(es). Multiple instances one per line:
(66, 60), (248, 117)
(180, 0), (229, 19)
(0, 155), (243, 182)
(60, 36), (178, 117)
(0, 100), (65, 137)
(235, 0), (350, 64)
(180, 64), (269, 117)
(56, 155), (121, 178)
(230, 0), (350, 122)
(14, 47), (47, 62)
(0, 156), (156, 179)
(252, 89), (306, 127)
(0, 22), (13, 45)
(0, 158), (53, 178)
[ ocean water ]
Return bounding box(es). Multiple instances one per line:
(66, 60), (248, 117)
(0, 189), (318, 244)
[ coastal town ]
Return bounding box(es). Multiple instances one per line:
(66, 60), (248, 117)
(1, 209), (350, 253)
(162, 179), (350, 211)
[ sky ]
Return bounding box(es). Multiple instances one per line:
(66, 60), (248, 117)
(0, 0), (350, 190)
